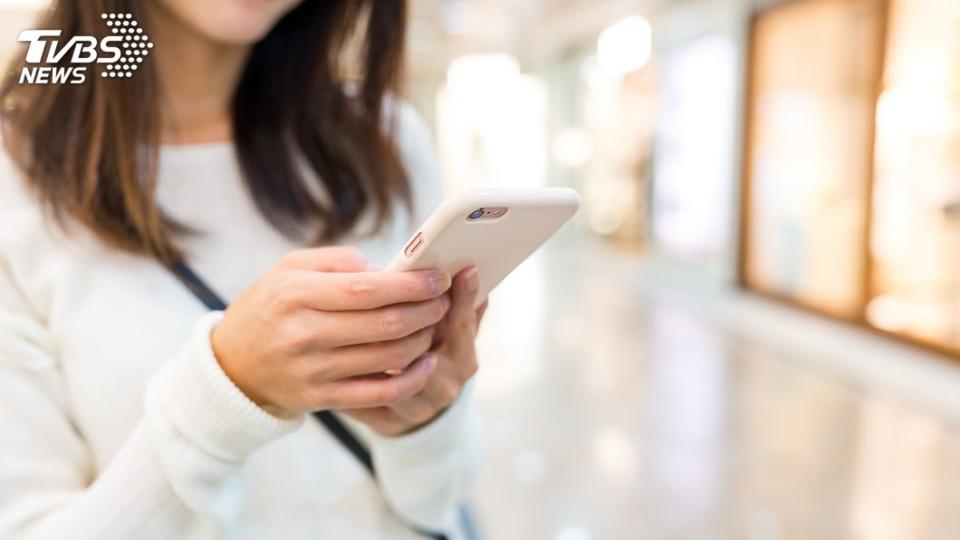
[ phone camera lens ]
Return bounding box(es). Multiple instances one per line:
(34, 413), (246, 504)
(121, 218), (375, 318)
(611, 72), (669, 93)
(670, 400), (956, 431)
(468, 208), (484, 220)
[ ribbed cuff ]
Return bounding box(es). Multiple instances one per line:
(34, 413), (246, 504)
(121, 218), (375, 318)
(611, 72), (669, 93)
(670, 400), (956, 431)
(146, 312), (303, 462)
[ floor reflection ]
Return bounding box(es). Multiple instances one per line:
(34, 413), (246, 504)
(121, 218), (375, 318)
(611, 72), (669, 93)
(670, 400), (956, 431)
(471, 234), (960, 540)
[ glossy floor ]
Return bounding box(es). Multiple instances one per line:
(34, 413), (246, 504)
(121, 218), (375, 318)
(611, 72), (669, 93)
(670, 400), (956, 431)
(469, 235), (960, 540)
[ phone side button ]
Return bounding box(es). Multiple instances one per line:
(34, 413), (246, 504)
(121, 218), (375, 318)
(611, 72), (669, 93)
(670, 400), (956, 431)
(404, 232), (423, 257)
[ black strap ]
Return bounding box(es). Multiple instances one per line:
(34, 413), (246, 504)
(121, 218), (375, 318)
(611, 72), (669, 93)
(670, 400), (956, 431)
(312, 406), (374, 474)
(167, 261), (448, 540)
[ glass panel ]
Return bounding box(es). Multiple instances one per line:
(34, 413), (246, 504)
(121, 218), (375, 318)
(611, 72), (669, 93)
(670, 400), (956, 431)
(744, 0), (884, 318)
(867, 0), (960, 352)
(652, 34), (738, 262)
(580, 55), (657, 245)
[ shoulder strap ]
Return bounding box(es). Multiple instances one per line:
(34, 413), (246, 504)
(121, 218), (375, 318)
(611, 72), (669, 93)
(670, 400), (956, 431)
(166, 261), (448, 540)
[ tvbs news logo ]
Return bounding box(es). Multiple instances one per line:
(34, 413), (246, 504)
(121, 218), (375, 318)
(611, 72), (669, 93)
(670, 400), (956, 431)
(17, 12), (152, 85)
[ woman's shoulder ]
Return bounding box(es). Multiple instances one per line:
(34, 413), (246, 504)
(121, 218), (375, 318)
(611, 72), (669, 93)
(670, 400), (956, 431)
(385, 97), (435, 170)
(0, 146), (60, 258)
(0, 148), (43, 226)
(383, 97), (444, 225)
(386, 97), (432, 148)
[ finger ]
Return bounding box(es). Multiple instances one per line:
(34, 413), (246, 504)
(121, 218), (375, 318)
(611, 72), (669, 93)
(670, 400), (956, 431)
(447, 266), (480, 334)
(279, 246), (369, 272)
(324, 326), (434, 378)
(320, 295), (450, 347)
(430, 294), (452, 348)
(342, 408), (407, 435)
(291, 269), (452, 311)
(325, 354), (438, 409)
(436, 340), (479, 383)
(415, 364), (463, 411)
(475, 300), (489, 326)
(388, 394), (440, 426)
(430, 318), (449, 350)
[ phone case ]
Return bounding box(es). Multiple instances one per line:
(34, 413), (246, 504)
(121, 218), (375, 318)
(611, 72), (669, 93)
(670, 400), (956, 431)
(386, 188), (580, 306)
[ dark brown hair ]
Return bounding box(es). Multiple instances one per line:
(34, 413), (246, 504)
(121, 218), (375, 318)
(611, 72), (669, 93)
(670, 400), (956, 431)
(1, 0), (410, 263)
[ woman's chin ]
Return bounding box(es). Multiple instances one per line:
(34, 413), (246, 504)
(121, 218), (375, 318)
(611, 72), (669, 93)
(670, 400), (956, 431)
(154, 0), (302, 47)
(201, 21), (277, 46)
(193, 12), (287, 45)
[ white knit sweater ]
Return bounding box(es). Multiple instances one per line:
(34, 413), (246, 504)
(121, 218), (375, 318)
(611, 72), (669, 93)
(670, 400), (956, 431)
(0, 103), (476, 539)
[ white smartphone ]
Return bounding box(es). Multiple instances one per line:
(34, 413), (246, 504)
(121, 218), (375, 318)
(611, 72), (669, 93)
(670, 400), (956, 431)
(386, 188), (581, 306)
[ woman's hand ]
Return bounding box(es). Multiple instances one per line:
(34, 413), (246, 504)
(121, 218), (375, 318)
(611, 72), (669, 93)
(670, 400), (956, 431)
(211, 247), (452, 417)
(343, 266), (486, 436)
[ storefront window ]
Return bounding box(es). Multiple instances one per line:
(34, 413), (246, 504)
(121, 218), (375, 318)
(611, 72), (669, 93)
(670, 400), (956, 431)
(867, 0), (960, 351)
(744, 0), (960, 355)
(743, 0), (885, 319)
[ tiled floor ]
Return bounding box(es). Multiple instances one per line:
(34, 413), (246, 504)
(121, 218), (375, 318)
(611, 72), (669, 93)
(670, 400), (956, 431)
(469, 234), (960, 540)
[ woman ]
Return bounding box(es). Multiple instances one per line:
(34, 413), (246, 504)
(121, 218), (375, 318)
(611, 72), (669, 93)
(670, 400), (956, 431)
(0, 0), (482, 538)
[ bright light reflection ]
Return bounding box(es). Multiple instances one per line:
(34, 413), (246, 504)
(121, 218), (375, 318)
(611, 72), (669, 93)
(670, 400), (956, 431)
(646, 304), (726, 512)
(849, 397), (942, 540)
(553, 127), (593, 168)
(652, 34), (737, 260)
(0, 0), (48, 8)
(437, 53), (547, 192)
(592, 426), (640, 484)
(474, 249), (545, 397)
(555, 526), (592, 540)
(596, 16), (652, 76)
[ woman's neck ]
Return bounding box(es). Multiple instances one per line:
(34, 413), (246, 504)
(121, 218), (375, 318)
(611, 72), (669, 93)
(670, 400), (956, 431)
(148, 4), (250, 145)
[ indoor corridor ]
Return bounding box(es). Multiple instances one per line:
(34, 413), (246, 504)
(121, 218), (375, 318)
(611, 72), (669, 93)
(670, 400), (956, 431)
(471, 234), (960, 540)
(0, 1), (958, 539)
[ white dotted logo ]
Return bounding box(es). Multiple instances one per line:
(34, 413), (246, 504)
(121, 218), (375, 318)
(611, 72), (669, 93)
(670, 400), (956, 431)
(15, 12), (152, 84)
(99, 13), (152, 79)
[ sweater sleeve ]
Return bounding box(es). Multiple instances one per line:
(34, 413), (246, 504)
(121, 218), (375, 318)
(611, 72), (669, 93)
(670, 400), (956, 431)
(0, 262), (303, 539)
(360, 381), (479, 533)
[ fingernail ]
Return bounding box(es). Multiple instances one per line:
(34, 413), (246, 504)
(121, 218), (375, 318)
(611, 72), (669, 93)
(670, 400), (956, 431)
(424, 354), (438, 371)
(428, 271), (450, 294)
(463, 267), (479, 293)
(441, 294), (451, 311)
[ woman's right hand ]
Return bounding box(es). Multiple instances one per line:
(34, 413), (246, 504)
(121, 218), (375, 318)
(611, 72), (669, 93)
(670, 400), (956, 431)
(210, 247), (452, 417)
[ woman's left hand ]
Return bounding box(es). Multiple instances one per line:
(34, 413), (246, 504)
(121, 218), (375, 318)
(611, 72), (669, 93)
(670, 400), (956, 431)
(342, 266), (486, 436)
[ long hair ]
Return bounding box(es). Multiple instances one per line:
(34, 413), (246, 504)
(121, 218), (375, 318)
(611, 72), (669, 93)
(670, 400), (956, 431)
(0, 0), (410, 264)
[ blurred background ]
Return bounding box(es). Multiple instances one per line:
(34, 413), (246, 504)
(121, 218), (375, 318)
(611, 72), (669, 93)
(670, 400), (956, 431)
(3, 0), (960, 538)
